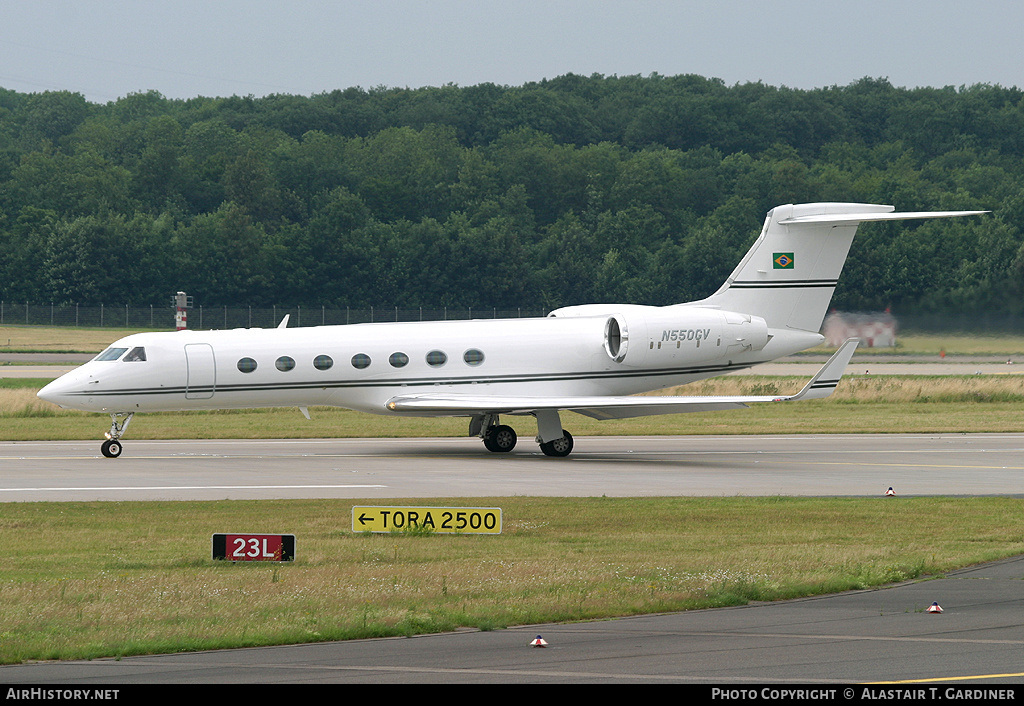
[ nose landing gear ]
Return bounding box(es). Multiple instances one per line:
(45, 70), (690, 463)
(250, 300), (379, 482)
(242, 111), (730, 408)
(101, 412), (133, 458)
(101, 438), (123, 458)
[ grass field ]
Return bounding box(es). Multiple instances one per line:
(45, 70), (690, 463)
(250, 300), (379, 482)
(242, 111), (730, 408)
(0, 325), (161, 353)
(3, 496), (1022, 664)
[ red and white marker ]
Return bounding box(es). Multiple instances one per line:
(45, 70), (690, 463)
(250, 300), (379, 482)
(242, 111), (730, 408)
(530, 635), (548, 647)
(926, 602), (943, 613)
(885, 487), (896, 496)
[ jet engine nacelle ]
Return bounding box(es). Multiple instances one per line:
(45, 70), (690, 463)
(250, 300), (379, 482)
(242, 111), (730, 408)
(549, 304), (769, 367)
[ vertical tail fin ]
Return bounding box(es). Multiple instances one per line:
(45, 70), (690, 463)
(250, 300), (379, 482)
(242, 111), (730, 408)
(694, 203), (986, 333)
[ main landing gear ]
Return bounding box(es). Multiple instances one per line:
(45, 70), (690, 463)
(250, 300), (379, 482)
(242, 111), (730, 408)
(472, 411), (575, 457)
(539, 430), (573, 457)
(100, 412), (133, 458)
(483, 423), (518, 453)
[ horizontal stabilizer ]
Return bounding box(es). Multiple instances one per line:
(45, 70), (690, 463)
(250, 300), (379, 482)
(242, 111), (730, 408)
(384, 338), (860, 421)
(779, 210), (988, 227)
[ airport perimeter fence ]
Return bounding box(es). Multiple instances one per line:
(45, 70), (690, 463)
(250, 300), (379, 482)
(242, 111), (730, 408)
(0, 302), (550, 330)
(3, 302), (1024, 335)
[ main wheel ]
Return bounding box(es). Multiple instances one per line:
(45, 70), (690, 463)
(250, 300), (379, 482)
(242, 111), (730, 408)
(539, 430), (573, 457)
(483, 424), (517, 453)
(101, 439), (123, 458)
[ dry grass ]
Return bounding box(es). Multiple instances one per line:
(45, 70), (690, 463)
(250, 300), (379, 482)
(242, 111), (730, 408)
(654, 373), (1024, 403)
(0, 326), (157, 353)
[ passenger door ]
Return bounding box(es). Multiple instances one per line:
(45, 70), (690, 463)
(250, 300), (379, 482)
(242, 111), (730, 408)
(184, 343), (216, 399)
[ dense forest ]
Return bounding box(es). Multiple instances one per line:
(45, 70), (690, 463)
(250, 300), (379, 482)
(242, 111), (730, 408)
(0, 74), (1022, 318)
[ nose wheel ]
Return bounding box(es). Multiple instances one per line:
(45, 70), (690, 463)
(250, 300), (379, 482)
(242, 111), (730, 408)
(101, 412), (133, 459)
(101, 438), (123, 458)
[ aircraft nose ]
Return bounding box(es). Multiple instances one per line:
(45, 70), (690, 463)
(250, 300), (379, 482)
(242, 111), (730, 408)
(37, 378), (65, 405)
(37, 375), (81, 408)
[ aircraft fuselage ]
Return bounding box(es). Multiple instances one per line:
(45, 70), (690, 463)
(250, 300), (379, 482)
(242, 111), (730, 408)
(38, 306), (814, 416)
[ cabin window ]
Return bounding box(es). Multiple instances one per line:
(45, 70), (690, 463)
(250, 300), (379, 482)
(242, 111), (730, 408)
(95, 347), (128, 361)
(313, 355), (333, 371)
(237, 357), (257, 373)
(276, 356), (296, 372)
(123, 347), (147, 362)
(463, 349), (485, 366)
(426, 350), (447, 367)
(389, 352), (409, 368)
(351, 353), (371, 369)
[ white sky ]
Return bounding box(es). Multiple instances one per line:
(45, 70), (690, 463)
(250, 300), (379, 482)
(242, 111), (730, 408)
(1, 0), (1021, 103)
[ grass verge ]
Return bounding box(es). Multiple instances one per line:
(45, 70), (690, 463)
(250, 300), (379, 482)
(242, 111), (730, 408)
(2, 496), (1021, 664)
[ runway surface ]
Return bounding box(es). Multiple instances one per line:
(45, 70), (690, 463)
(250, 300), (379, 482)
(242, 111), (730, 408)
(4, 433), (1024, 501)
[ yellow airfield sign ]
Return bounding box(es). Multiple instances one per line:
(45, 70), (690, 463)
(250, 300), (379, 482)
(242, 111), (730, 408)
(352, 506), (502, 534)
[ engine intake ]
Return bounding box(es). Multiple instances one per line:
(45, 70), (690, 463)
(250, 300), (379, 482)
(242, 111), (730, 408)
(604, 315), (628, 362)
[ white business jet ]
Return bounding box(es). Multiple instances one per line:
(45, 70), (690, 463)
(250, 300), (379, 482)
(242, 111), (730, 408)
(38, 202), (985, 458)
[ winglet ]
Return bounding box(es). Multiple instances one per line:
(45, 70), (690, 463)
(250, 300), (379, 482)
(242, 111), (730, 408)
(785, 338), (859, 401)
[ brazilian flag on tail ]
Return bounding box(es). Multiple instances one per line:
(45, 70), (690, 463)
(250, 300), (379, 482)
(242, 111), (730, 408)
(773, 252), (794, 269)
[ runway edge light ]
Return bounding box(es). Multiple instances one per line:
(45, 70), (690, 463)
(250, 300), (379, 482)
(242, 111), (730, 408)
(531, 635), (548, 647)
(926, 602), (943, 613)
(885, 487), (896, 496)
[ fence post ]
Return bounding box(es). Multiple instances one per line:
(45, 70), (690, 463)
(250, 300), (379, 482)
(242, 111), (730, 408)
(100, 303), (104, 327)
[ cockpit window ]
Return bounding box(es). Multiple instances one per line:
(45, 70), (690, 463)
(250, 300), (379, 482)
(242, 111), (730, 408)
(123, 347), (147, 362)
(95, 347), (128, 361)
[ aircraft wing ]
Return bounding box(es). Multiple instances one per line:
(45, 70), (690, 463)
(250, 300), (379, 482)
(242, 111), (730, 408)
(385, 339), (860, 420)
